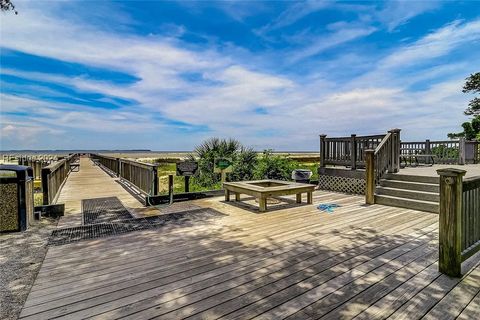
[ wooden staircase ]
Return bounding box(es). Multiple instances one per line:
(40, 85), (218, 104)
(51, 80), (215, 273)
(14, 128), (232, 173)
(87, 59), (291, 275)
(375, 173), (439, 213)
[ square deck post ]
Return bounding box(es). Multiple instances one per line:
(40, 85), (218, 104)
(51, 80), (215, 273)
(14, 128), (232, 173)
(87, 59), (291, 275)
(459, 137), (466, 165)
(320, 134), (327, 168)
(365, 149), (375, 204)
(351, 134), (357, 170)
(437, 168), (466, 277)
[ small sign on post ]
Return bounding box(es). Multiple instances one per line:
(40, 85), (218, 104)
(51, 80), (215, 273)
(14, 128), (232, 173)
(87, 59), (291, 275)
(214, 158), (233, 183)
(176, 161), (198, 192)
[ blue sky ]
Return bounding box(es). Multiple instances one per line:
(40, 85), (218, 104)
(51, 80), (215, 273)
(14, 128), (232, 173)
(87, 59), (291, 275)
(1, 0), (480, 151)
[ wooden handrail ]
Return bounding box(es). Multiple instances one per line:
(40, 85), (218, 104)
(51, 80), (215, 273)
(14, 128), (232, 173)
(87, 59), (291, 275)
(365, 129), (401, 204)
(41, 154), (77, 205)
(92, 154), (159, 196)
(374, 132), (392, 154)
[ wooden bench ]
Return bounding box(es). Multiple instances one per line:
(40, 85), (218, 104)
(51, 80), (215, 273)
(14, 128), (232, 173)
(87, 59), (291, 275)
(401, 154), (436, 167)
(223, 180), (315, 212)
(70, 163), (80, 172)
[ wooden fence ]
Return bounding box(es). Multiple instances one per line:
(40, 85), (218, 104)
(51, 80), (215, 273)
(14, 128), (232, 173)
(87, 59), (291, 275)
(92, 154), (158, 196)
(320, 133), (386, 169)
(41, 154), (77, 205)
(401, 139), (480, 164)
(437, 168), (480, 277)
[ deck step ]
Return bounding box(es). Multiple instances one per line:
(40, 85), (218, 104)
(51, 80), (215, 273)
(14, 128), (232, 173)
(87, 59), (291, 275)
(379, 179), (439, 193)
(375, 186), (439, 202)
(384, 173), (439, 184)
(375, 195), (439, 213)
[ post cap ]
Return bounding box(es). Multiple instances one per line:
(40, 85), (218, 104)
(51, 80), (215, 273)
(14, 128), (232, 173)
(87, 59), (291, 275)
(388, 128), (401, 133)
(436, 168), (467, 177)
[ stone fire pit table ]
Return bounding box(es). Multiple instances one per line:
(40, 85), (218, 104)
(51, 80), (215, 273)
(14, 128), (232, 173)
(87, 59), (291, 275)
(223, 179), (315, 212)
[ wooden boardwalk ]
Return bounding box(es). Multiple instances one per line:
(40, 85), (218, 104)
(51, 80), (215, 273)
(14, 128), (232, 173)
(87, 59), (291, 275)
(19, 172), (480, 320)
(55, 157), (158, 227)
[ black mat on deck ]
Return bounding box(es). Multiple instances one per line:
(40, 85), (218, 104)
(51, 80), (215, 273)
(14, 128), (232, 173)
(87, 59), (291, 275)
(82, 197), (133, 225)
(48, 207), (225, 246)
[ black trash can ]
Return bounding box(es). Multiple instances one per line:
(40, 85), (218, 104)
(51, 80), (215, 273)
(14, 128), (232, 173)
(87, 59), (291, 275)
(291, 169), (313, 183)
(0, 165), (34, 232)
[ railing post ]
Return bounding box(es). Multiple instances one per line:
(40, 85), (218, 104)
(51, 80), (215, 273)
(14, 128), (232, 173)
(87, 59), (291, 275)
(365, 149), (375, 204)
(388, 129), (401, 173)
(437, 168), (466, 277)
(116, 158), (120, 176)
(152, 166), (159, 196)
(459, 137), (466, 165)
(41, 167), (51, 205)
(425, 139), (431, 165)
(320, 134), (327, 168)
(351, 134), (357, 170)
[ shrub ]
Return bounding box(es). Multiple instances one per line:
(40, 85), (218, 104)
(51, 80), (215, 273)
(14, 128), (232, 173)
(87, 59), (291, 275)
(254, 150), (298, 181)
(189, 138), (258, 188)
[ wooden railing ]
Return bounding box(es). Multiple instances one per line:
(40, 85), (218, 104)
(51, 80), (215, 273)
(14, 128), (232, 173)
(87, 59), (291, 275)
(119, 159), (158, 196)
(320, 133), (386, 169)
(92, 154), (158, 196)
(437, 168), (480, 277)
(365, 129), (401, 203)
(401, 139), (479, 164)
(41, 154), (77, 205)
(92, 154), (119, 175)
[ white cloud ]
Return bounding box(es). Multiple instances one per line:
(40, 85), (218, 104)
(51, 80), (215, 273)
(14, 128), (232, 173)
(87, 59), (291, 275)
(289, 25), (377, 62)
(377, 0), (439, 32)
(0, 1), (478, 150)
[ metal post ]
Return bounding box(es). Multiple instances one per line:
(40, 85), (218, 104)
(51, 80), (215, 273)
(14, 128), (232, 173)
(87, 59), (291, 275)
(437, 168), (466, 277)
(185, 176), (190, 193)
(168, 174), (174, 204)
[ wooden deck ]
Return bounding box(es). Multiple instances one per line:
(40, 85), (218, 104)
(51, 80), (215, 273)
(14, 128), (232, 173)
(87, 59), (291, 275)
(19, 164), (480, 320)
(399, 164), (480, 178)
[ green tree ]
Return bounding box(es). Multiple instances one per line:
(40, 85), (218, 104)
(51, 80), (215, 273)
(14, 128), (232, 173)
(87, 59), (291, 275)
(1, 0), (17, 14)
(449, 72), (480, 140)
(463, 72), (480, 116)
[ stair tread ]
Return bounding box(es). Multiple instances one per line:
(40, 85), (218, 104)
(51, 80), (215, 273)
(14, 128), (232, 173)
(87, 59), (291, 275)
(375, 194), (438, 205)
(379, 179), (439, 186)
(375, 186), (439, 195)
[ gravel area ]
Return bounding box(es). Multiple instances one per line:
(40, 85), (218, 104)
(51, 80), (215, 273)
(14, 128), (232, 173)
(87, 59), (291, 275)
(0, 218), (58, 320)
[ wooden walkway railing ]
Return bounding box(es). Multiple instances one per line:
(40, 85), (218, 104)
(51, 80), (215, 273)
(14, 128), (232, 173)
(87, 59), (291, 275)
(91, 154), (159, 196)
(41, 154), (77, 205)
(437, 168), (480, 277)
(320, 133), (386, 169)
(401, 138), (480, 164)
